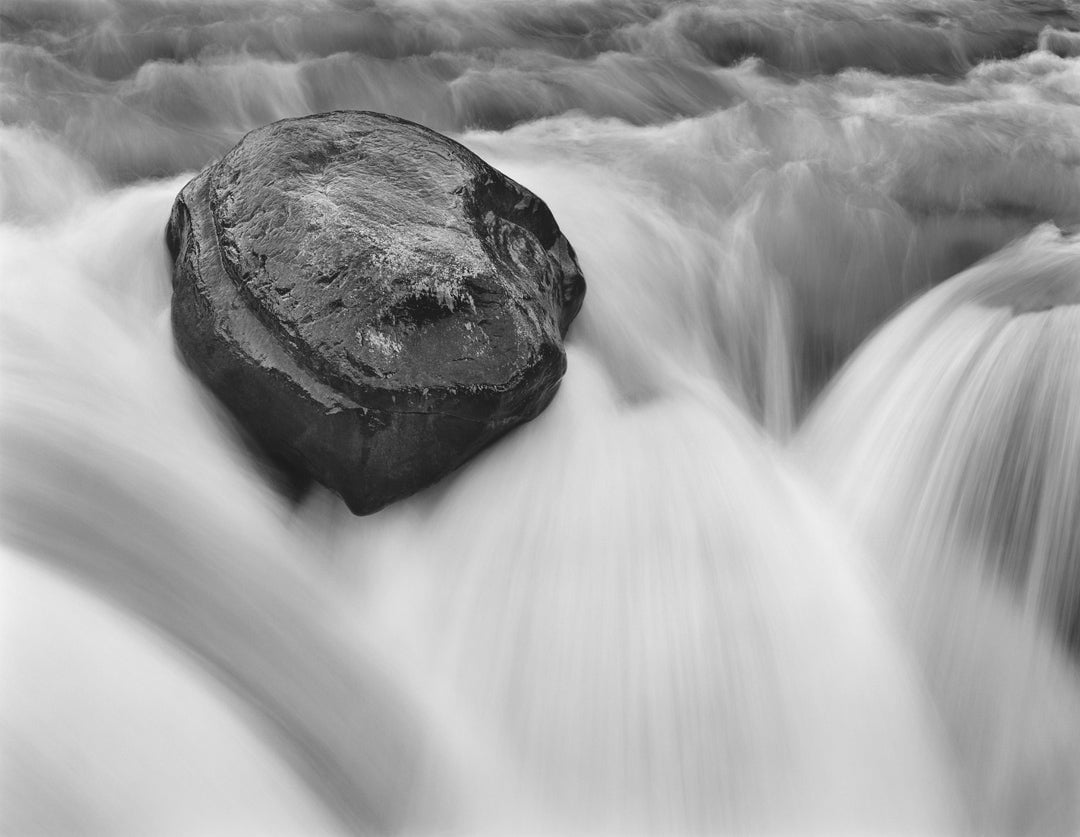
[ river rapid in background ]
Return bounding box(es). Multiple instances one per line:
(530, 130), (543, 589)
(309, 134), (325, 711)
(3, 1), (1080, 834)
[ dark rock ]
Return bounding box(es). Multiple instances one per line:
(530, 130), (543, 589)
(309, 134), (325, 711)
(166, 110), (585, 514)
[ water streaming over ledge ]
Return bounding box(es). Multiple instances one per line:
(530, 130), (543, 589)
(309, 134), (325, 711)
(2, 1), (1080, 834)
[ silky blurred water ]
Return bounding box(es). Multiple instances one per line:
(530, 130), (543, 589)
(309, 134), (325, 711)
(2, 1), (1080, 834)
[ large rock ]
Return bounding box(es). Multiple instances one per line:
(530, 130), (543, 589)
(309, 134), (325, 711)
(166, 111), (585, 514)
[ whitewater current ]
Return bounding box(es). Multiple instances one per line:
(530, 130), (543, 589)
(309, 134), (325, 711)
(3, 1), (1080, 834)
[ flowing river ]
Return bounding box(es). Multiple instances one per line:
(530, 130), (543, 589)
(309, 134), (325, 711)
(2, 1), (1080, 834)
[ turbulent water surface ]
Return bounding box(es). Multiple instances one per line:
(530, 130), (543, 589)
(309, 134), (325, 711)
(3, 0), (1080, 834)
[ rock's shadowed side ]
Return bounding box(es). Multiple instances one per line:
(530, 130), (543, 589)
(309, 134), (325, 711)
(167, 110), (585, 514)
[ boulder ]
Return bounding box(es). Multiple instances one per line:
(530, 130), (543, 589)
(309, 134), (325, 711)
(166, 110), (585, 514)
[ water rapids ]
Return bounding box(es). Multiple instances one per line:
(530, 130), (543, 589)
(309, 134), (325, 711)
(2, 0), (1080, 834)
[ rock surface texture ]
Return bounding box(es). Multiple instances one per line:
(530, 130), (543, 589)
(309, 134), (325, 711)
(167, 111), (585, 514)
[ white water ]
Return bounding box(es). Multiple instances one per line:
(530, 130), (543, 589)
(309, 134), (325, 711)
(3, 1), (1080, 834)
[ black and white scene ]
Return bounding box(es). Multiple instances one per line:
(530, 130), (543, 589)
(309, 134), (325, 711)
(2, 0), (1080, 834)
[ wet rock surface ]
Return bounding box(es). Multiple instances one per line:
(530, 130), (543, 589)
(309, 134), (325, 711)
(167, 110), (585, 514)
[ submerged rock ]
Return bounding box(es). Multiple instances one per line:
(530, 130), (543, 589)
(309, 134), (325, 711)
(166, 110), (585, 514)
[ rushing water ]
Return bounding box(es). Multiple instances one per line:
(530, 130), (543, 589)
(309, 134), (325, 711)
(3, 1), (1080, 834)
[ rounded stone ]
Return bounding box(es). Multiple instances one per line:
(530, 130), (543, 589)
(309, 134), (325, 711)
(167, 110), (585, 514)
